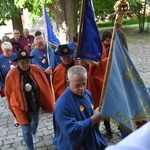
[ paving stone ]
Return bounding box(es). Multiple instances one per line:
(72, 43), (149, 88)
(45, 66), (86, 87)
(1, 145), (11, 150)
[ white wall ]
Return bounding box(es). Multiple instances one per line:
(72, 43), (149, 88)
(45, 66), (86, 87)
(0, 20), (13, 40)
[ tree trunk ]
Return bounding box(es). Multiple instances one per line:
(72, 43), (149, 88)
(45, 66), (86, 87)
(10, 0), (23, 34)
(48, 0), (79, 43)
(138, 1), (147, 33)
(11, 12), (23, 34)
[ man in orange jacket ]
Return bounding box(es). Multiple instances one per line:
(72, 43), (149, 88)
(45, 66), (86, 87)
(52, 44), (97, 104)
(5, 49), (54, 150)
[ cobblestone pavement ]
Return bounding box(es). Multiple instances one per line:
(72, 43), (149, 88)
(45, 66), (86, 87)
(0, 97), (123, 150)
(0, 41), (150, 150)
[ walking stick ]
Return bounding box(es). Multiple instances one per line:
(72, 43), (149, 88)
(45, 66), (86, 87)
(99, 0), (130, 108)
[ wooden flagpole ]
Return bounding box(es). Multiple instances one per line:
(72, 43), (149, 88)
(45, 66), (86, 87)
(41, 0), (55, 102)
(99, 0), (130, 107)
(76, 0), (86, 59)
(41, 0), (49, 60)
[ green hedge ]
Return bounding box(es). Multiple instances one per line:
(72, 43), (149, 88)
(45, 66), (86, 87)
(97, 18), (139, 28)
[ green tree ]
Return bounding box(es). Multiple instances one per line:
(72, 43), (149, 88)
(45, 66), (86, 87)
(93, 0), (116, 20)
(128, 0), (144, 32)
(0, 0), (23, 33)
(16, 0), (79, 42)
(127, 0), (149, 32)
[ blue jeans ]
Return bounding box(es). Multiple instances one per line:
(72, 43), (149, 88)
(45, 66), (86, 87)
(21, 110), (39, 150)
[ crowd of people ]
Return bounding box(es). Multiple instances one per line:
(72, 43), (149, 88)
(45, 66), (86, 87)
(0, 28), (147, 150)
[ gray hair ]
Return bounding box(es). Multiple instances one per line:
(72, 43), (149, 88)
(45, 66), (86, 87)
(67, 66), (87, 81)
(34, 35), (44, 44)
(2, 35), (10, 42)
(1, 42), (12, 51)
(23, 28), (29, 31)
(13, 29), (20, 34)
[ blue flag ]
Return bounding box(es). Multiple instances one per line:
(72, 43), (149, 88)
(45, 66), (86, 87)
(100, 28), (150, 131)
(44, 7), (60, 45)
(77, 0), (102, 61)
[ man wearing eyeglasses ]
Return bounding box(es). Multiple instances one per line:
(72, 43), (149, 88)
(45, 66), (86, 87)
(9, 29), (26, 52)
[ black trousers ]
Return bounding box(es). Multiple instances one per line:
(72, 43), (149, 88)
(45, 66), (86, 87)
(103, 119), (112, 132)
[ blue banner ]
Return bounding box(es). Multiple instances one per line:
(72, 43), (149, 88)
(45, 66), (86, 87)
(78, 0), (102, 61)
(100, 28), (150, 131)
(44, 7), (60, 45)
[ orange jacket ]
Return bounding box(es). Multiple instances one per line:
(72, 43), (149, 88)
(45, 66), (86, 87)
(52, 63), (67, 100)
(102, 43), (108, 59)
(92, 58), (108, 108)
(5, 65), (54, 124)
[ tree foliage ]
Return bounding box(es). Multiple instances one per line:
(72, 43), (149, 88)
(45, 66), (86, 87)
(93, 0), (116, 19)
(15, 0), (54, 23)
(0, 0), (22, 25)
(15, 0), (79, 42)
(15, 0), (117, 24)
(128, 0), (150, 32)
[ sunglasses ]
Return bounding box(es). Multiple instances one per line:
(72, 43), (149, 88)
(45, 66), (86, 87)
(14, 32), (20, 34)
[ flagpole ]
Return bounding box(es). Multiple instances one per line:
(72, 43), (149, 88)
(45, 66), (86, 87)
(76, 0), (86, 59)
(99, 0), (130, 107)
(41, 0), (50, 62)
(41, 0), (56, 102)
